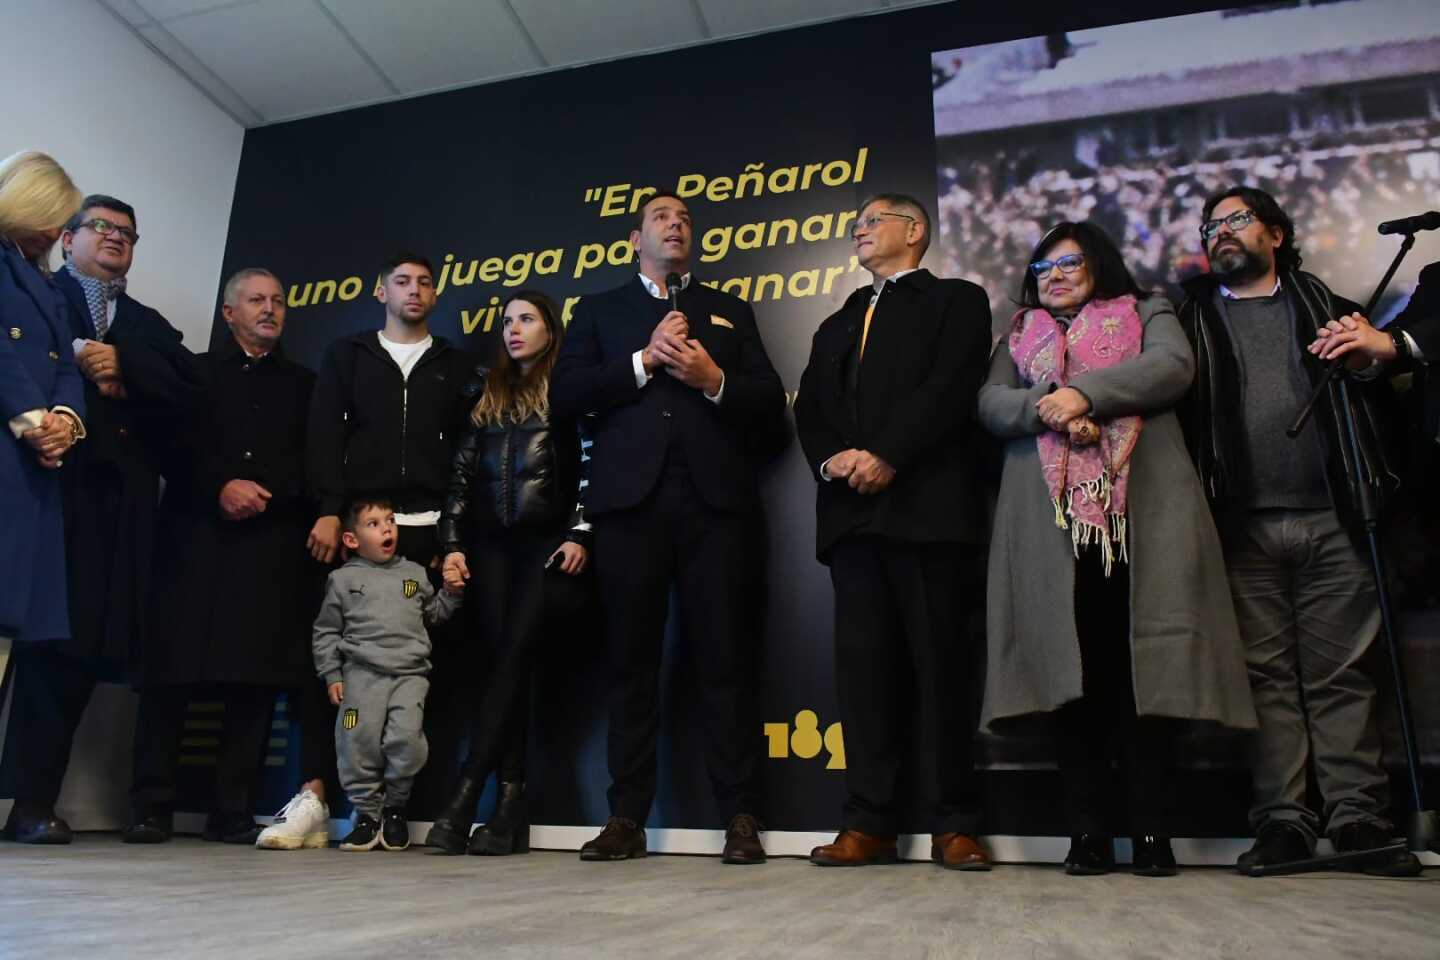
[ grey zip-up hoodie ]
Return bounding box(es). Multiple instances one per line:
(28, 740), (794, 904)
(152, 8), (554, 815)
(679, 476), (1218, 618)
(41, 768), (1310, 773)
(312, 555), (461, 685)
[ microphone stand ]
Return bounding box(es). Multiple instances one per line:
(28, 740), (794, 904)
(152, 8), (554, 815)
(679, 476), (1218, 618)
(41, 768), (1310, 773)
(1251, 229), (1436, 876)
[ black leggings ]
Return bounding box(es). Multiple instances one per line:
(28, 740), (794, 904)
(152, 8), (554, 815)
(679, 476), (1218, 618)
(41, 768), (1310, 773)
(1051, 554), (1178, 836)
(459, 530), (560, 785)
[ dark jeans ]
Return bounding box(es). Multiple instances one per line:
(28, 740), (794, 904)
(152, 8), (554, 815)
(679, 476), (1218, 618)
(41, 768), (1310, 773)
(394, 522), (467, 818)
(1222, 508), (1388, 841)
(1052, 554), (1177, 837)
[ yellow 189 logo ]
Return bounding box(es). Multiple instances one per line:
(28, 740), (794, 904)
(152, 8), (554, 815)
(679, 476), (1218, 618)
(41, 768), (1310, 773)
(764, 710), (846, 769)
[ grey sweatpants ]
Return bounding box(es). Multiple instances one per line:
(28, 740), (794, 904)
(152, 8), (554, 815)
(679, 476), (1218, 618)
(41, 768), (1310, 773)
(1222, 508), (1390, 844)
(335, 664), (430, 818)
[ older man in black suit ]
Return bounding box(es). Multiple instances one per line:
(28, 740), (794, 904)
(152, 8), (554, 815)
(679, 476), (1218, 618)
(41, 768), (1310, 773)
(795, 192), (993, 870)
(550, 190), (785, 864)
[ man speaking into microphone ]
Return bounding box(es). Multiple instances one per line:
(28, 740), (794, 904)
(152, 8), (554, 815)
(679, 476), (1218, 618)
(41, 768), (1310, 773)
(551, 190), (785, 864)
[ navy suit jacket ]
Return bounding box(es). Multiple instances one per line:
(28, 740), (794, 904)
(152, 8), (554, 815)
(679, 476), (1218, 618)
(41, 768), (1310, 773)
(550, 276), (785, 515)
(0, 242), (84, 641)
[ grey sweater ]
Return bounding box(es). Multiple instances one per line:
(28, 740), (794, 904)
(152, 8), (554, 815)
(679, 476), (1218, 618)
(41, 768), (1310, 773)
(1217, 290), (1330, 510)
(312, 555), (461, 685)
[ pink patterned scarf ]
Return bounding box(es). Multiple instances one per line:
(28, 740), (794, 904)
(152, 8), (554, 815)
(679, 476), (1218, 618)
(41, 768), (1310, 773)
(1008, 295), (1144, 574)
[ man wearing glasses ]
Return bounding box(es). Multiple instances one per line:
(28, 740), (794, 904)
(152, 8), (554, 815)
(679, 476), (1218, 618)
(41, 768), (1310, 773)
(1176, 186), (1421, 877)
(795, 192), (993, 869)
(1, 195), (187, 844)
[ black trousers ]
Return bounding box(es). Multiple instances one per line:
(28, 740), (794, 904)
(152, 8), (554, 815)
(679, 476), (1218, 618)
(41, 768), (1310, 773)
(594, 466), (761, 823)
(1052, 554), (1176, 836)
(458, 530), (559, 787)
(0, 644), (121, 810)
(293, 672), (341, 806)
(129, 685), (273, 818)
(829, 536), (983, 837)
(393, 522), (467, 818)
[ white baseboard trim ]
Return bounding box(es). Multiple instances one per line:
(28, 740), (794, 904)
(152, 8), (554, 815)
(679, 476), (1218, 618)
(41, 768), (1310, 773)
(197, 813), (1436, 867)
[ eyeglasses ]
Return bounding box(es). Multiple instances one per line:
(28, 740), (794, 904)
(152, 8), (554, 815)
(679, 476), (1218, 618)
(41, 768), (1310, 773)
(1028, 253), (1085, 278)
(77, 218), (139, 246)
(849, 212), (915, 239)
(1199, 209), (1257, 242)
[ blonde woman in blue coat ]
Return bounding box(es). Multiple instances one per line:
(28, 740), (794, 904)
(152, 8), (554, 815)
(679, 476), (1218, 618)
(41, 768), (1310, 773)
(0, 150), (87, 844)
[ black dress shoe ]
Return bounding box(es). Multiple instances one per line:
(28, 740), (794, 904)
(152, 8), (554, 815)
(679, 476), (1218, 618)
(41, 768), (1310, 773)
(721, 814), (766, 865)
(469, 781), (529, 856)
(122, 815), (173, 845)
(3, 809), (73, 845)
(203, 812), (262, 844)
(426, 774), (481, 855)
(579, 816), (646, 861)
(1064, 833), (1114, 875)
(1131, 835), (1177, 877)
(1331, 821), (1423, 878)
(1236, 821), (1312, 873)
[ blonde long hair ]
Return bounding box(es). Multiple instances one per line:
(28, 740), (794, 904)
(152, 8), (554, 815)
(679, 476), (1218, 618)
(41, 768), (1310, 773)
(0, 151), (82, 260)
(470, 291), (565, 427)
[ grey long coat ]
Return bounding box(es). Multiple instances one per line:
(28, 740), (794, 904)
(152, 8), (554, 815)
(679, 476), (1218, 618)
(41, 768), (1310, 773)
(977, 295), (1256, 731)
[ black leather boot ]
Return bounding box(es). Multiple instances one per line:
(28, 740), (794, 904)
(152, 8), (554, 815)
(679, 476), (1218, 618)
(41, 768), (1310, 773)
(425, 773), (482, 855)
(1131, 835), (1178, 877)
(1064, 833), (1115, 875)
(469, 781), (529, 855)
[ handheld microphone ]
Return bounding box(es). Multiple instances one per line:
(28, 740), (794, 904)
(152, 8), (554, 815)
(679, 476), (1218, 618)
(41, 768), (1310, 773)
(1378, 212), (1440, 236)
(665, 272), (683, 314)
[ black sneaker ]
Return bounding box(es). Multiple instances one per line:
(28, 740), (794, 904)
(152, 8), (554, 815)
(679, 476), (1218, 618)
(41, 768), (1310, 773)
(1331, 821), (1422, 878)
(339, 814), (382, 851)
(380, 807), (410, 851)
(1236, 822), (1311, 874)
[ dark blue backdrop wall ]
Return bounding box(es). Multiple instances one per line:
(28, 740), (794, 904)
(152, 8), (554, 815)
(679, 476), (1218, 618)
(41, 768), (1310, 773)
(207, 0), (1435, 837)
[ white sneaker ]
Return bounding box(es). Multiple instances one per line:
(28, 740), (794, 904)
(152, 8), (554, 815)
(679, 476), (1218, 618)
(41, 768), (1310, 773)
(255, 788), (331, 850)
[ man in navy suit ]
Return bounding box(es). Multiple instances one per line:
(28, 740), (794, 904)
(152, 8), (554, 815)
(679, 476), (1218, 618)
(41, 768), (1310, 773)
(550, 191), (785, 863)
(1, 195), (188, 844)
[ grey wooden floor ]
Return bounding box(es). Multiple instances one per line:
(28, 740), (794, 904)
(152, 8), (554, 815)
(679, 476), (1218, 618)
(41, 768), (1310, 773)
(1, 836), (1436, 959)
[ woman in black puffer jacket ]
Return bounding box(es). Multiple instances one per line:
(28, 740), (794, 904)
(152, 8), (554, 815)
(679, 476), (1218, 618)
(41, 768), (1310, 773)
(426, 290), (590, 855)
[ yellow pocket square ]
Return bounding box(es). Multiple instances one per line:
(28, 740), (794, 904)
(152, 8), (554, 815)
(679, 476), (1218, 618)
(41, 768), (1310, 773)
(710, 315), (733, 329)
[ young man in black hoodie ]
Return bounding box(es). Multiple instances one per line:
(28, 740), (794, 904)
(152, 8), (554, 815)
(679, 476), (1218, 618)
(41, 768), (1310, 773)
(275, 252), (473, 831)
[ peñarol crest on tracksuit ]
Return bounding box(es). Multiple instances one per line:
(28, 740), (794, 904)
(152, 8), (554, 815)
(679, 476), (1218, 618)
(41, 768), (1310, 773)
(402, 579), (419, 599)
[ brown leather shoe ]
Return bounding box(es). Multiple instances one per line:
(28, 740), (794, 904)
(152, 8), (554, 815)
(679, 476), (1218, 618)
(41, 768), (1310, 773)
(722, 814), (766, 864)
(931, 832), (992, 871)
(579, 816), (646, 861)
(810, 829), (898, 866)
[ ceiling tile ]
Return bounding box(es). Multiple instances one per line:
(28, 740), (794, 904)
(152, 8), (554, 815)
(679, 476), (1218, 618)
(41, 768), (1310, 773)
(697, 0), (878, 38)
(137, 23), (263, 124)
(161, 0), (393, 121)
(135, 0), (256, 21)
(509, 0), (705, 67)
(101, 0), (158, 26)
(322, 0), (542, 93)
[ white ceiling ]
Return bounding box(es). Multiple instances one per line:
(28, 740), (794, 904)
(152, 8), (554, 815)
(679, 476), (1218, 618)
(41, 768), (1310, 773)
(97, 0), (946, 127)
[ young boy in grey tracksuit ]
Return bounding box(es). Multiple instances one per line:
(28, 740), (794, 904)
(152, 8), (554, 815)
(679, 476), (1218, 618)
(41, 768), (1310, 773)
(313, 497), (462, 851)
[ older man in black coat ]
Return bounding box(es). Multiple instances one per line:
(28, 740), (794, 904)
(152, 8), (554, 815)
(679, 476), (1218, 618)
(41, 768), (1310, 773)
(125, 268), (326, 844)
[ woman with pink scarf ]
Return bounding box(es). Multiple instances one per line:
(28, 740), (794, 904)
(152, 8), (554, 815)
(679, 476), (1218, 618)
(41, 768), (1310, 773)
(978, 222), (1254, 877)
